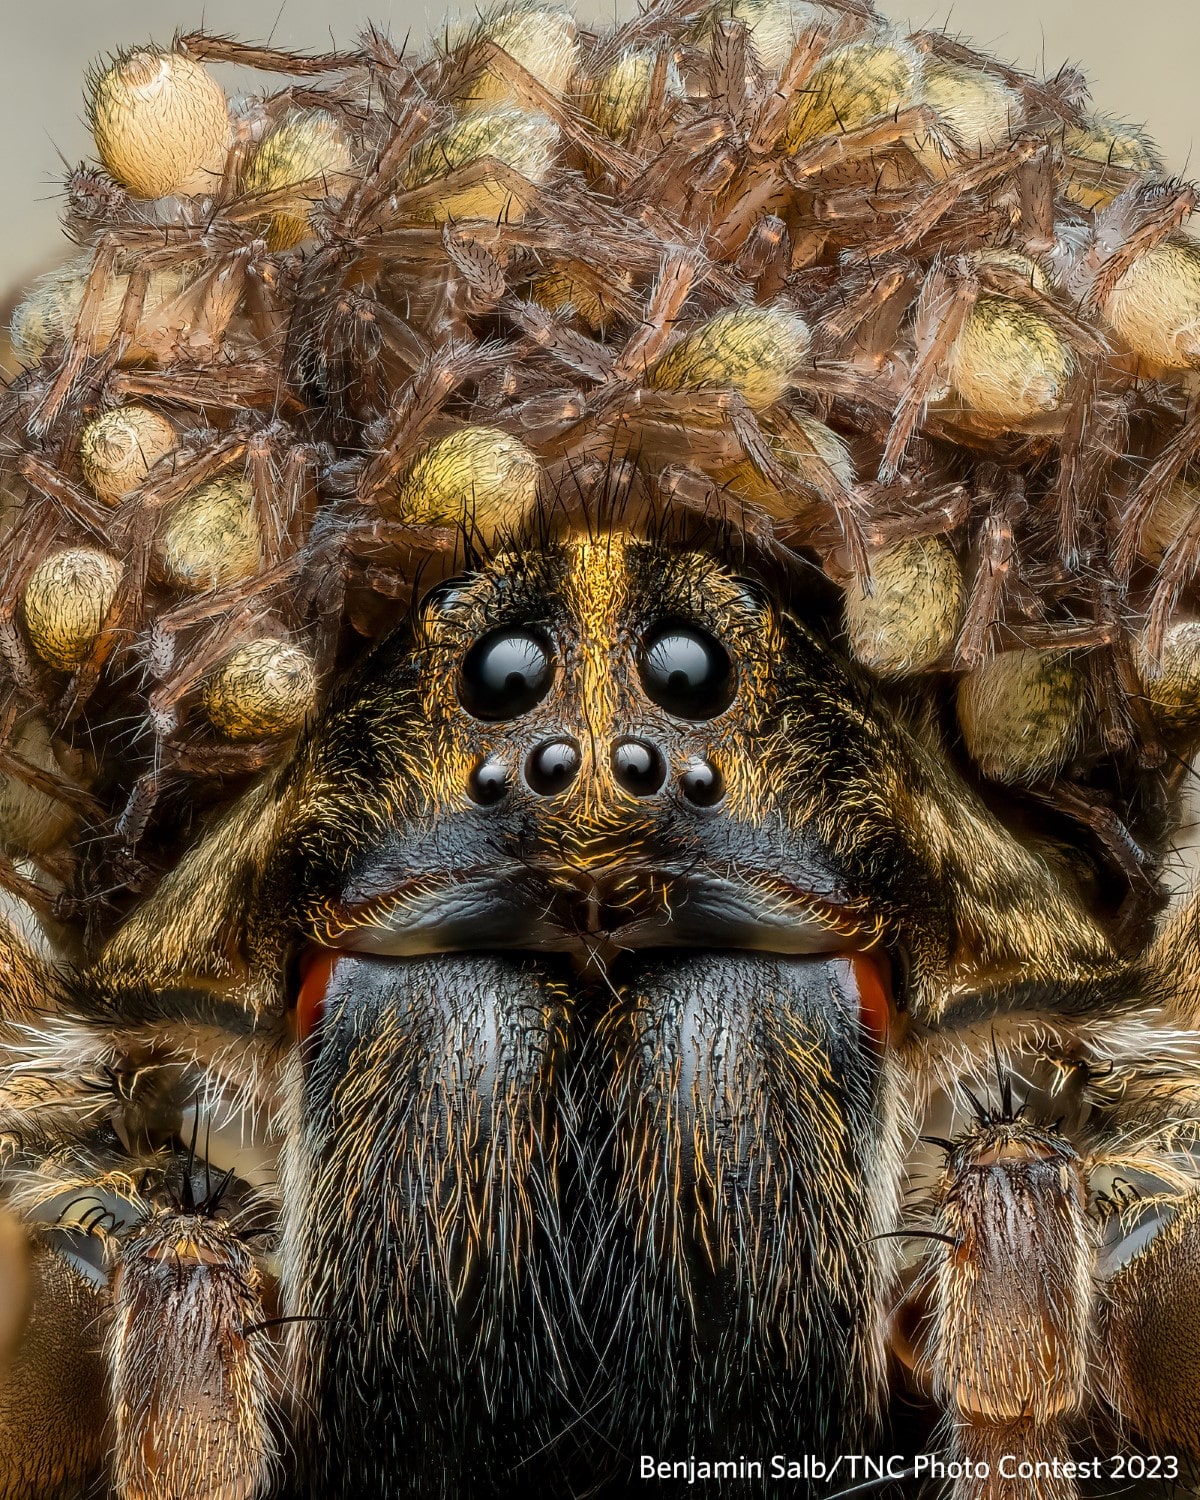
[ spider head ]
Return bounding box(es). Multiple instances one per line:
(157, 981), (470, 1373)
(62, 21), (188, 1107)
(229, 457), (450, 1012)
(218, 526), (1123, 1046)
(271, 534), (906, 994)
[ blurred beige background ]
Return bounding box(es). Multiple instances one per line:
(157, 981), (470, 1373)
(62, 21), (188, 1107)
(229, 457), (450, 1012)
(0, 0), (1198, 294)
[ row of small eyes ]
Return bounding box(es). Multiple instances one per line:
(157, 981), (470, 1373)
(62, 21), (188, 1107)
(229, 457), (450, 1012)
(459, 620), (736, 722)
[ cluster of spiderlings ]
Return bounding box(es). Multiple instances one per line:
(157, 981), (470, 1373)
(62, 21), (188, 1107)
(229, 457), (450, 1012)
(0, 0), (1198, 932)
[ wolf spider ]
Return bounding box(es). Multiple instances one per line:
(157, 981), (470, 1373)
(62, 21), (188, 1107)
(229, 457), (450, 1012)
(6, 3), (1200, 1497)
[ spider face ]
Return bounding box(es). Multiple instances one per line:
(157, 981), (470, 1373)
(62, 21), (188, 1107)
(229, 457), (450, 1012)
(273, 536), (921, 1001)
(137, 531), (1107, 1496)
(11, 534), (1177, 1500)
(264, 536), (901, 1492)
(260, 533), (1114, 1039)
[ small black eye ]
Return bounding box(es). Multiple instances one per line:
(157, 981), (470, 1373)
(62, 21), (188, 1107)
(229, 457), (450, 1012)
(638, 620), (735, 719)
(468, 755), (510, 805)
(460, 628), (554, 720)
(680, 756), (725, 807)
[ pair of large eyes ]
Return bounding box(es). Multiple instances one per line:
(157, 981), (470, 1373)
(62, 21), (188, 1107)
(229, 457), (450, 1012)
(459, 621), (736, 721)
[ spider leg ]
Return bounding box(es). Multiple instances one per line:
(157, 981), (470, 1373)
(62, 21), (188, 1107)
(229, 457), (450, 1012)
(0, 969), (284, 1500)
(0, 1236), (109, 1499)
(878, 257), (979, 482)
(924, 1113), (1092, 1500)
(1096, 1190), (1200, 1460)
(110, 1208), (279, 1500)
(1, 1167), (280, 1500)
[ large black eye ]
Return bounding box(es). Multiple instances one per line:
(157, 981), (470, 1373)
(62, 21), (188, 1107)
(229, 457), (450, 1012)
(460, 628), (554, 720)
(638, 620), (735, 719)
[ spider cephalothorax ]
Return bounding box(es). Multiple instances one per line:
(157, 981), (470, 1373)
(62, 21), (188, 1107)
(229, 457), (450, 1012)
(6, 519), (1160, 1498)
(265, 532), (1142, 1495)
(274, 535), (901, 1488)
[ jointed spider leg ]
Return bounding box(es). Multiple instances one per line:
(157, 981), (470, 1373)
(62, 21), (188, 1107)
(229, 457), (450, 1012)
(925, 1114), (1091, 1500)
